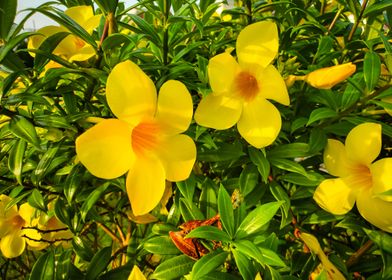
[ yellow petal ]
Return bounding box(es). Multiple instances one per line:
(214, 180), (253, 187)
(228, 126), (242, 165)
(323, 139), (352, 177)
(194, 94), (242, 129)
(1, 231), (25, 258)
(313, 178), (356, 215)
(65, 5), (94, 26)
(382, 96), (392, 116)
(356, 188), (392, 233)
(106, 61), (157, 124)
(28, 26), (69, 56)
(208, 53), (240, 94)
(76, 119), (135, 179)
(69, 43), (96, 61)
(305, 63), (356, 89)
(18, 203), (36, 224)
(237, 98), (281, 148)
(0, 195), (18, 219)
(257, 65), (289, 105)
(155, 80), (193, 135)
(156, 134), (196, 181)
(370, 158), (392, 202)
(23, 228), (47, 250)
(83, 15), (102, 33)
(128, 265), (147, 280)
(345, 123), (381, 166)
(236, 21), (278, 69)
(126, 156), (166, 216)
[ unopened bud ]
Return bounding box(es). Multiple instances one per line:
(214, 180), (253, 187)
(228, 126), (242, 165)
(305, 62), (356, 89)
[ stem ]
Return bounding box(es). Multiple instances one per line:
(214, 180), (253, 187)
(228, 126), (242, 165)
(97, 222), (122, 244)
(162, 0), (170, 65)
(347, 0), (368, 41)
(327, 7), (343, 33)
(346, 240), (373, 268)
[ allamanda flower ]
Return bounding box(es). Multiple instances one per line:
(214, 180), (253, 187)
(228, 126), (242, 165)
(76, 61), (196, 216)
(314, 123), (392, 233)
(28, 6), (101, 62)
(194, 21), (289, 148)
(0, 195), (46, 258)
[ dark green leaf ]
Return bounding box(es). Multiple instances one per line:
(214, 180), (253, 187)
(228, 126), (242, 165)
(218, 186), (235, 238)
(29, 250), (55, 280)
(248, 147), (270, 183)
(31, 143), (61, 185)
(186, 225), (231, 242)
(268, 143), (310, 158)
(176, 173), (196, 202)
(232, 249), (255, 280)
(64, 165), (83, 204)
(151, 255), (194, 280)
(143, 236), (181, 255)
(0, 0), (17, 40)
(270, 158), (309, 177)
(34, 32), (70, 70)
(7, 138), (26, 185)
(9, 115), (40, 149)
(86, 247), (112, 280)
(364, 52), (381, 91)
(191, 250), (229, 279)
(307, 108), (337, 126)
(363, 0), (392, 17)
(28, 189), (47, 212)
(0, 32), (35, 63)
(179, 198), (204, 221)
(72, 236), (94, 261)
(364, 229), (392, 255)
(239, 164), (259, 197)
(80, 183), (109, 221)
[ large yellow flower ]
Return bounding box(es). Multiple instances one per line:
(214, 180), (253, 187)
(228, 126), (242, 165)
(76, 61), (196, 216)
(28, 6), (101, 62)
(0, 196), (45, 258)
(314, 123), (392, 232)
(194, 21), (289, 148)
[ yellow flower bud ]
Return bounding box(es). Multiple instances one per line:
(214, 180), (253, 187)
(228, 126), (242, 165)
(305, 62), (356, 89)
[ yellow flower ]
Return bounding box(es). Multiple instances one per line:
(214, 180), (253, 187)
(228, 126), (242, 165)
(0, 196), (45, 258)
(304, 62), (356, 89)
(76, 61), (196, 216)
(28, 6), (101, 62)
(314, 123), (392, 232)
(194, 21), (290, 148)
(128, 265), (147, 280)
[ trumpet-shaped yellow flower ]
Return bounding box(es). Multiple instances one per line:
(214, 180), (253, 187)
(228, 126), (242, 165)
(314, 123), (392, 232)
(304, 62), (356, 89)
(194, 21), (290, 148)
(0, 196), (45, 258)
(76, 61), (196, 216)
(28, 6), (101, 62)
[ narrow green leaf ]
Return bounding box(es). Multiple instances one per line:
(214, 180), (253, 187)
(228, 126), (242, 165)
(72, 236), (94, 261)
(29, 250), (55, 280)
(198, 142), (245, 162)
(0, 32), (35, 63)
(31, 143), (61, 185)
(28, 189), (46, 212)
(308, 128), (327, 154)
(270, 158), (309, 177)
(364, 229), (392, 255)
(80, 183), (109, 221)
(232, 249), (255, 280)
(128, 14), (161, 46)
(199, 179), (218, 218)
(34, 32), (70, 70)
(9, 115), (40, 149)
(259, 247), (286, 267)
(191, 250), (229, 279)
(236, 201), (283, 239)
(268, 143), (310, 158)
(176, 173), (196, 203)
(234, 240), (266, 268)
(364, 52), (381, 91)
(86, 246), (112, 280)
(248, 147), (270, 184)
(143, 236), (181, 255)
(239, 165), (259, 197)
(64, 165), (83, 204)
(307, 108), (337, 126)
(186, 225), (231, 242)
(151, 255), (194, 280)
(218, 186), (235, 238)
(179, 198), (204, 221)
(363, 1), (392, 17)
(7, 138), (26, 185)
(0, 0), (17, 40)
(55, 249), (73, 280)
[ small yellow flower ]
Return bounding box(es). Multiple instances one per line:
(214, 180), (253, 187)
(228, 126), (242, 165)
(314, 123), (392, 232)
(128, 265), (147, 280)
(304, 62), (356, 89)
(76, 61), (196, 216)
(0, 196), (45, 258)
(194, 21), (290, 148)
(28, 6), (101, 62)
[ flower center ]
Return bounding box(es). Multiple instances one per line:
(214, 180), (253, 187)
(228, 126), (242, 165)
(131, 121), (160, 157)
(234, 71), (259, 101)
(11, 215), (25, 229)
(349, 164), (373, 190)
(74, 37), (85, 49)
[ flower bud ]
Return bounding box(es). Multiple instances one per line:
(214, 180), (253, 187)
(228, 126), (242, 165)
(305, 62), (356, 89)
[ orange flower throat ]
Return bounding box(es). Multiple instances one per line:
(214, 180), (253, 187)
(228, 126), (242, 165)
(132, 121), (159, 156)
(235, 71), (259, 101)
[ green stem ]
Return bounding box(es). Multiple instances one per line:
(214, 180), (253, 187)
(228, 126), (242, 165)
(347, 0), (368, 41)
(162, 0), (170, 65)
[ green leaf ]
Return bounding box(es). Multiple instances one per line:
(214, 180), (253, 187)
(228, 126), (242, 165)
(7, 138), (26, 185)
(218, 186), (235, 238)
(198, 142), (245, 162)
(151, 255), (194, 280)
(363, 0), (392, 17)
(199, 179), (218, 218)
(259, 247), (286, 267)
(239, 164), (259, 197)
(364, 229), (392, 255)
(268, 143), (310, 158)
(94, 0), (118, 13)
(0, 0), (17, 40)
(64, 165), (83, 204)
(269, 158), (309, 177)
(308, 128), (327, 154)
(364, 52), (381, 91)
(86, 246), (112, 280)
(176, 173), (196, 203)
(55, 249), (73, 280)
(199, 272), (241, 280)
(143, 236), (181, 255)
(31, 143), (61, 185)
(179, 198), (204, 221)
(307, 108), (337, 126)
(34, 32), (70, 70)
(0, 32), (35, 63)
(232, 249), (255, 280)
(29, 250), (55, 280)
(236, 201), (283, 239)
(191, 250), (229, 279)
(127, 14), (161, 46)
(80, 183), (109, 221)
(9, 115), (40, 149)
(186, 225), (231, 242)
(234, 240), (266, 268)
(28, 189), (47, 212)
(72, 236), (94, 261)
(248, 147), (270, 184)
